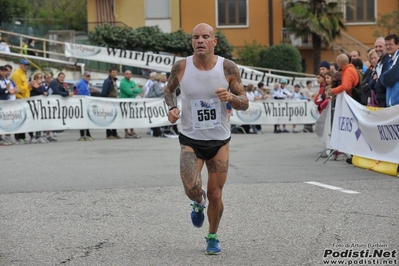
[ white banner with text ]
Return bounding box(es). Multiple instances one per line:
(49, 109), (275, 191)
(0, 96), (319, 134)
(64, 43), (317, 88)
(330, 93), (399, 164)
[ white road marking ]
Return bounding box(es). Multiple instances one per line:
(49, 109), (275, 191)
(305, 181), (360, 194)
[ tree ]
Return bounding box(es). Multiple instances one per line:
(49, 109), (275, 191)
(28, 0), (87, 31)
(373, 11), (399, 37)
(255, 44), (302, 75)
(0, 0), (30, 25)
(283, 0), (346, 73)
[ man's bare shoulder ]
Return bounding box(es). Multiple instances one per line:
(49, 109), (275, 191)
(172, 59), (187, 74)
(222, 59), (240, 78)
(166, 59), (187, 92)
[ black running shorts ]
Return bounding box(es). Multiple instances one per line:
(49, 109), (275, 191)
(178, 134), (231, 160)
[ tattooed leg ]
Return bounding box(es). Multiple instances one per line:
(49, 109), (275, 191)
(205, 143), (229, 233)
(180, 145), (205, 203)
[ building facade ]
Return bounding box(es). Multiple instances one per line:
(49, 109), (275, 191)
(87, 0), (399, 73)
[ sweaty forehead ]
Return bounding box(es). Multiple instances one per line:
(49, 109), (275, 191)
(192, 25), (214, 37)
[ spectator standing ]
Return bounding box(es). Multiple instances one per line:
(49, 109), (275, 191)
(101, 68), (121, 139)
(49, 72), (74, 97)
(159, 72), (168, 88)
(302, 80), (315, 133)
(303, 80), (315, 100)
(27, 39), (38, 56)
(319, 71), (334, 113)
(147, 73), (165, 137)
(359, 49), (378, 106)
(28, 73), (49, 143)
(119, 70), (141, 139)
(42, 73), (55, 140)
(279, 78), (292, 133)
(144, 72), (157, 135)
(21, 40), (28, 55)
(0, 38), (10, 53)
(0, 66), (17, 145)
(144, 71), (156, 98)
(314, 60), (329, 107)
(76, 71), (95, 141)
(270, 83), (285, 133)
(290, 84), (304, 133)
(380, 35), (399, 107)
(257, 82), (269, 99)
(350, 50), (368, 72)
(47, 72), (73, 142)
(1, 65), (19, 145)
(11, 59), (30, 144)
(243, 84), (260, 134)
(370, 37), (390, 107)
(330, 62), (339, 74)
(327, 54), (359, 98)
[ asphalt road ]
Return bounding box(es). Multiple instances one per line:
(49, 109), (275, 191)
(1, 126), (398, 266)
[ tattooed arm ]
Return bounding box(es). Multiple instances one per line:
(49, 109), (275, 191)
(215, 59), (249, 111)
(165, 59), (185, 124)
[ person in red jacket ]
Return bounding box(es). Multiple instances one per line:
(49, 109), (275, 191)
(313, 60), (329, 110)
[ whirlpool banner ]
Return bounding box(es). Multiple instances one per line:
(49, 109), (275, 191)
(64, 43), (317, 89)
(0, 96), (319, 134)
(330, 93), (399, 164)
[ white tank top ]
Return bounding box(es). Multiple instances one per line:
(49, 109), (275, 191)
(179, 56), (230, 140)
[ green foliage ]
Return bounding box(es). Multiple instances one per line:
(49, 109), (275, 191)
(28, 0), (87, 31)
(236, 40), (264, 66)
(255, 44), (302, 74)
(88, 24), (234, 58)
(0, 0), (30, 24)
(373, 11), (399, 37)
(163, 29), (192, 56)
(214, 31), (234, 59)
(283, 0), (346, 72)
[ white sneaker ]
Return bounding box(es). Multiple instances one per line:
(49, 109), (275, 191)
(2, 137), (13, 146)
(336, 153), (347, 161)
(30, 137), (39, 144)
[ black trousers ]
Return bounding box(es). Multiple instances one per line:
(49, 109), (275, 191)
(80, 129), (91, 137)
(15, 133), (26, 140)
(106, 129), (117, 137)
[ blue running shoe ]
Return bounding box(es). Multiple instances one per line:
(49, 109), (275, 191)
(206, 235), (221, 255)
(190, 189), (206, 228)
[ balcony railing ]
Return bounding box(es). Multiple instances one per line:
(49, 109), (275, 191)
(282, 29), (370, 60)
(282, 28), (313, 47)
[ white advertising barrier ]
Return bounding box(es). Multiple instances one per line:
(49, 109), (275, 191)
(314, 100), (332, 149)
(0, 96), (172, 134)
(229, 99), (319, 125)
(64, 43), (317, 88)
(0, 96), (319, 134)
(330, 93), (399, 164)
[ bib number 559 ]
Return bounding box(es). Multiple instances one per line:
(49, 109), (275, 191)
(197, 109), (216, 121)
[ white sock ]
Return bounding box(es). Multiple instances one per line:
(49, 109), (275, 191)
(197, 196), (205, 206)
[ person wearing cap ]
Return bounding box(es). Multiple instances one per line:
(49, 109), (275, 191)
(279, 78), (292, 133)
(11, 59), (30, 99)
(76, 71), (96, 141)
(313, 60), (329, 112)
(11, 59), (31, 144)
(319, 60), (330, 76)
